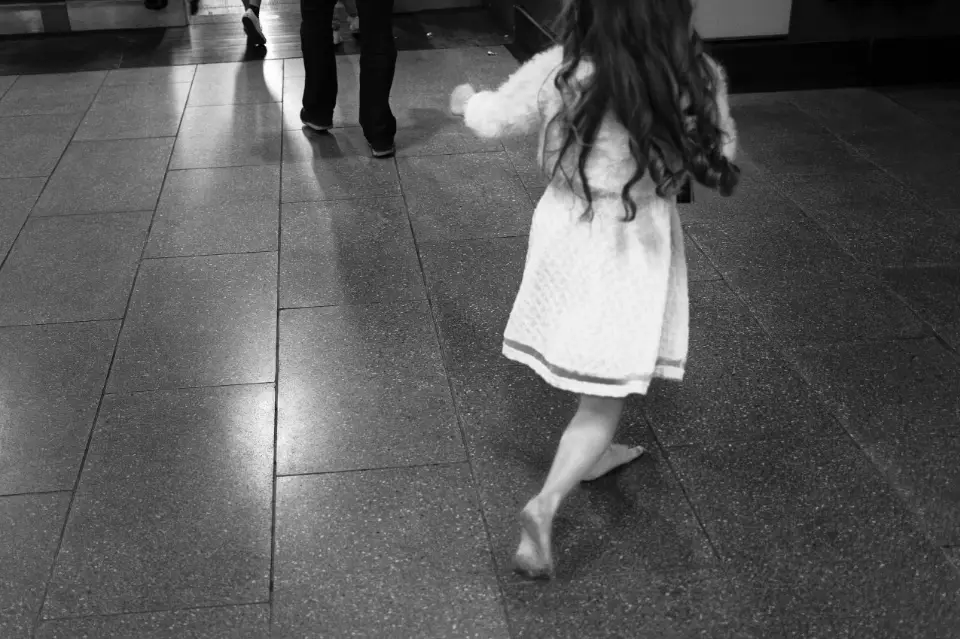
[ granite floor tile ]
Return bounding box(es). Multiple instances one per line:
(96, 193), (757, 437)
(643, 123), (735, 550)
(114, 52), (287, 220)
(282, 58), (304, 77)
(0, 75), (16, 97)
(0, 322), (118, 495)
(853, 430), (960, 547)
(669, 436), (931, 566)
(773, 170), (960, 266)
(172, 102), (283, 169)
(0, 71), (105, 117)
(504, 570), (769, 639)
(388, 48), (518, 101)
(839, 121), (960, 169)
(279, 198), (424, 308)
(0, 177), (45, 262)
(277, 302), (462, 475)
(790, 339), (960, 545)
(502, 134), (546, 190)
(0, 114), (83, 178)
(281, 126), (372, 162)
(878, 154), (960, 211)
(726, 270), (928, 345)
(103, 64), (197, 86)
(731, 552), (960, 639)
(74, 82), (191, 141)
(946, 547), (960, 572)
(789, 87), (926, 135)
(685, 233), (720, 282)
(452, 364), (718, 581)
(272, 466), (508, 638)
(37, 604), (269, 639)
(732, 102), (871, 174)
(107, 252), (277, 393)
(394, 115), (504, 157)
(187, 60), (283, 106)
(686, 205), (865, 282)
(644, 282), (843, 447)
(681, 159), (779, 225)
(0, 493), (71, 639)
(157, 164), (280, 211)
(274, 572), (509, 639)
(418, 237), (527, 374)
(44, 385), (274, 618)
(147, 200), (278, 258)
(399, 153), (532, 241)
(32, 138), (174, 216)
(790, 338), (960, 439)
(882, 266), (960, 348)
(281, 155), (400, 202)
(883, 87), (960, 136)
(0, 213), (150, 326)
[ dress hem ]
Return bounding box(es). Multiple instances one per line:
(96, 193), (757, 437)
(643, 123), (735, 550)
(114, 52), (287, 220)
(502, 339), (685, 398)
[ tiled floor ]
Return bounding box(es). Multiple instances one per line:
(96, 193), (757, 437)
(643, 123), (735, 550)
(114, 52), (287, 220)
(1, 44), (959, 639)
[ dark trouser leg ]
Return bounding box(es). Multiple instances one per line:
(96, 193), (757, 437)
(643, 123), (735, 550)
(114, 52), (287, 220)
(300, 0), (338, 121)
(356, 0), (397, 147)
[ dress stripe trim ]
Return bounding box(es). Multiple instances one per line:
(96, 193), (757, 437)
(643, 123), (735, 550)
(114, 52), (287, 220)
(502, 338), (685, 387)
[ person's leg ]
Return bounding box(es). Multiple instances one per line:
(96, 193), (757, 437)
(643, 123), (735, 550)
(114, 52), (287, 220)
(241, 0), (266, 47)
(514, 394), (626, 579)
(331, 0), (343, 46)
(300, 0), (339, 129)
(341, 0), (359, 31)
(356, 0), (397, 155)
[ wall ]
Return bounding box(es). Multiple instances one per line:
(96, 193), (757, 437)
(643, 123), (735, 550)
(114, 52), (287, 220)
(789, 0), (960, 42)
(510, 0), (795, 40)
(694, 0), (792, 40)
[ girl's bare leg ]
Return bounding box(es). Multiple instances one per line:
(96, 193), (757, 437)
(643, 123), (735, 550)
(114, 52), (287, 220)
(514, 394), (625, 579)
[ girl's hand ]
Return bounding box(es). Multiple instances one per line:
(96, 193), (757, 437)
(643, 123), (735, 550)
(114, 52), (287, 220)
(450, 84), (476, 116)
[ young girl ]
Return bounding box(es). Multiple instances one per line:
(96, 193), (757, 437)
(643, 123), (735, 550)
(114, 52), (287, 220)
(450, 0), (739, 579)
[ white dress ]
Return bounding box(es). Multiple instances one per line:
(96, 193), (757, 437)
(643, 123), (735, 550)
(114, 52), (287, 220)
(462, 46), (738, 398)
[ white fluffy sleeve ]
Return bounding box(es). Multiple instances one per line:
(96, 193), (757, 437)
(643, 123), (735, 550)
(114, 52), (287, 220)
(703, 54), (738, 161)
(463, 45), (564, 139)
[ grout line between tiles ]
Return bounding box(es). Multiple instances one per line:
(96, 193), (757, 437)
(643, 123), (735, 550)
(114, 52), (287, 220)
(28, 69), (192, 639)
(267, 65), (285, 630)
(0, 489), (73, 500)
(0, 317), (124, 330)
(393, 144), (518, 636)
(104, 380), (275, 397)
(40, 599), (271, 625)
(277, 459), (471, 479)
(143, 248), (279, 261)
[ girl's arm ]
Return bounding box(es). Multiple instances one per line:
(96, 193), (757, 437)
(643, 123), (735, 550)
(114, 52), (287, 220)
(703, 54), (738, 161)
(451, 46), (564, 139)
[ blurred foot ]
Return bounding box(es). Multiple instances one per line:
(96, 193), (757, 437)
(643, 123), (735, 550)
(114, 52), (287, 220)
(242, 8), (266, 47)
(348, 16), (360, 33)
(369, 142), (395, 158)
(582, 444), (644, 481)
(332, 28), (343, 46)
(300, 108), (332, 132)
(514, 497), (554, 579)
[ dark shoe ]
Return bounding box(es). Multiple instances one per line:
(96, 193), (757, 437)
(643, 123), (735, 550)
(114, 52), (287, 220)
(300, 108), (332, 132)
(369, 142), (395, 158)
(242, 9), (266, 47)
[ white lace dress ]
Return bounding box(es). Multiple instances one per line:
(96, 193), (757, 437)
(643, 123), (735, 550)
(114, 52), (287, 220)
(461, 45), (737, 397)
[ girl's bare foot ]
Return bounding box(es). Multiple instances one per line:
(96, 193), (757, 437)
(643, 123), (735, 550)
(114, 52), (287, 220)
(582, 444), (644, 481)
(514, 498), (555, 579)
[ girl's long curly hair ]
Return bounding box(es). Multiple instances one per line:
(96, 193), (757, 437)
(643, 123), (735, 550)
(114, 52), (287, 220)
(549, 0), (740, 220)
